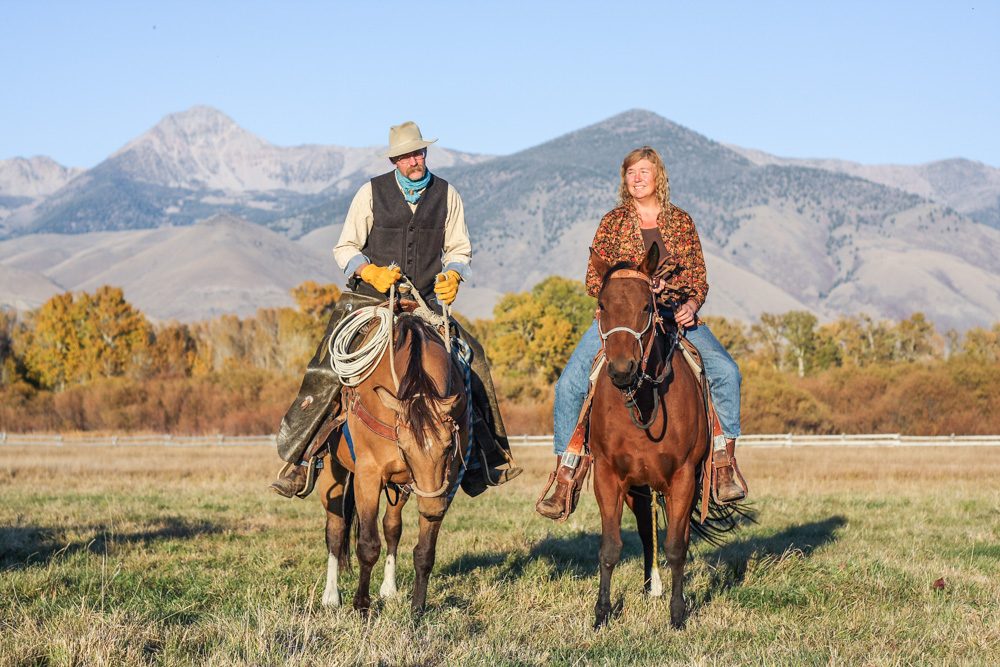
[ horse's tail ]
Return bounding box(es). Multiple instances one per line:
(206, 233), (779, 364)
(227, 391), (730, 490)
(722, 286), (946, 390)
(687, 469), (755, 546)
(683, 363), (755, 545)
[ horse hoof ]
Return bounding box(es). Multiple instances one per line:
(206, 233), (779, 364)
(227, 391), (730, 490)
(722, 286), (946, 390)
(353, 598), (371, 617)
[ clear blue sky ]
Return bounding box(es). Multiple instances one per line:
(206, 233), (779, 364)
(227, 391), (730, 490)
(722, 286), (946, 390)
(3, 1), (998, 168)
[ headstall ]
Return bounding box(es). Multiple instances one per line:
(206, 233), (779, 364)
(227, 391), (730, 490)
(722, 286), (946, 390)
(596, 268), (677, 429)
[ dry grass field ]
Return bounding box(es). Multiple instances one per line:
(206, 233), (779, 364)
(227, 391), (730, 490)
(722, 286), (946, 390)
(1, 443), (998, 666)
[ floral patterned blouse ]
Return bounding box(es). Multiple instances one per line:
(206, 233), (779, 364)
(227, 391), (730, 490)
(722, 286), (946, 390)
(585, 203), (709, 309)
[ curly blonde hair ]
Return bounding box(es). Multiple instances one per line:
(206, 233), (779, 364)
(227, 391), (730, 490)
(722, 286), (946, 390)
(618, 146), (670, 210)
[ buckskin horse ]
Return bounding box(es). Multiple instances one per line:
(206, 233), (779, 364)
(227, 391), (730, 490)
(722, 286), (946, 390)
(312, 312), (470, 615)
(588, 245), (743, 629)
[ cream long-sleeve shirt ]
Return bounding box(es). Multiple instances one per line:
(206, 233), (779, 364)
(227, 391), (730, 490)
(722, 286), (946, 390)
(333, 175), (472, 280)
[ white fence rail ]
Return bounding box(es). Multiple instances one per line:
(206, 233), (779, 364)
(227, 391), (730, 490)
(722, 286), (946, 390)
(0, 433), (276, 447)
(1, 432), (999, 447)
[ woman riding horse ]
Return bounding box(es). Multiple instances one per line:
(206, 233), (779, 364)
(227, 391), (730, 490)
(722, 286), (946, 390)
(537, 146), (747, 519)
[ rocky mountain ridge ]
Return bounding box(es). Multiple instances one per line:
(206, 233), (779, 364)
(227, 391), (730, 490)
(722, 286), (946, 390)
(2, 107), (998, 330)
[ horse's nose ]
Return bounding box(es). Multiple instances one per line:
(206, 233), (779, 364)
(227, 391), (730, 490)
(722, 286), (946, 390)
(607, 359), (637, 388)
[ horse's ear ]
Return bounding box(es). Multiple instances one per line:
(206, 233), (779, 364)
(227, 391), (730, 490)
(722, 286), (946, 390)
(589, 247), (611, 279)
(374, 386), (402, 413)
(642, 243), (660, 277)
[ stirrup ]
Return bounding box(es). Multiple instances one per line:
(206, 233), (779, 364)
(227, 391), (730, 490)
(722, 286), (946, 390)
(534, 453), (592, 522)
(296, 456), (325, 498)
(274, 456), (325, 499)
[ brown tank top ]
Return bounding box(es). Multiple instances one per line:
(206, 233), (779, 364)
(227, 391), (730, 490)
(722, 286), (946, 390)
(641, 226), (669, 272)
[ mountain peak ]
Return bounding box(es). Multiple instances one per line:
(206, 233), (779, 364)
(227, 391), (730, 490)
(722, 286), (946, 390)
(0, 155), (83, 197)
(129, 106), (265, 153)
(607, 108), (666, 123)
(103, 107), (276, 190)
(595, 108), (681, 132)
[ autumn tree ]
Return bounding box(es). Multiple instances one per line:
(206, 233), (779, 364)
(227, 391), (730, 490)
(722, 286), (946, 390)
(23, 287), (152, 389)
(701, 316), (751, 360)
(530, 276), (595, 335)
(484, 277), (594, 396)
(190, 315), (246, 374)
(959, 324), (1000, 363)
(79, 286), (153, 379)
(23, 292), (79, 389)
(0, 309), (27, 386)
(151, 322), (198, 377)
(248, 307), (318, 372)
(893, 312), (940, 361)
(291, 281), (342, 321)
(782, 311), (818, 378)
(750, 313), (786, 371)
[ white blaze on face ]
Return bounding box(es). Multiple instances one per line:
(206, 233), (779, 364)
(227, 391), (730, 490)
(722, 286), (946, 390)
(380, 554), (397, 597)
(649, 567), (663, 598)
(322, 554), (340, 607)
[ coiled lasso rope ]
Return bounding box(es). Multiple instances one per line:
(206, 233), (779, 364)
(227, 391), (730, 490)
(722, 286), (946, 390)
(327, 273), (456, 388)
(327, 304), (394, 387)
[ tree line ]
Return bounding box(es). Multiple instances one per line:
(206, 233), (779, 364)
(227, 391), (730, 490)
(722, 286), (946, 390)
(2, 279), (998, 435)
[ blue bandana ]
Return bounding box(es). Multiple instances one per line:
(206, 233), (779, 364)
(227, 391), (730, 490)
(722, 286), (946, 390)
(395, 169), (432, 204)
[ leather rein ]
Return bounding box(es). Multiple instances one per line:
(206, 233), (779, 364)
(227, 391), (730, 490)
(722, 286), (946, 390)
(596, 268), (678, 430)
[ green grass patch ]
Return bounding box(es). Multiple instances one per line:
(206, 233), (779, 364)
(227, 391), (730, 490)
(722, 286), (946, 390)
(1, 444), (998, 666)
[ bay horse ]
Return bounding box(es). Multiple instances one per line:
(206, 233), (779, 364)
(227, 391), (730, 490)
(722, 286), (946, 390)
(313, 312), (469, 615)
(588, 244), (739, 629)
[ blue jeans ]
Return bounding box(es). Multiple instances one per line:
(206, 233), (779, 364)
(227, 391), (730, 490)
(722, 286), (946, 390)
(552, 318), (742, 454)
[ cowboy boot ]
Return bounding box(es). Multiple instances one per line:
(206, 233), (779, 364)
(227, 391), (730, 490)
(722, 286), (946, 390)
(535, 453), (591, 521)
(270, 463), (308, 498)
(714, 438), (747, 503)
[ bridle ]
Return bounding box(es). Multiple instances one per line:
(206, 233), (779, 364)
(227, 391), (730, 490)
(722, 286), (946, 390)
(596, 268), (678, 430)
(345, 337), (473, 500)
(391, 412), (465, 498)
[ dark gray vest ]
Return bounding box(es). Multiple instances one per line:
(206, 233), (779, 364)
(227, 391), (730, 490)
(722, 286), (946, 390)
(351, 171), (448, 309)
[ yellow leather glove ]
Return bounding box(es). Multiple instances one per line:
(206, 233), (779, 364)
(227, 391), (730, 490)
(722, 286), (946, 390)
(359, 263), (401, 293)
(434, 270), (461, 305)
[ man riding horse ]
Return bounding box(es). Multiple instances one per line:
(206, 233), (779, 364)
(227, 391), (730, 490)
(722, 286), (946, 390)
(536, 146), (748, 520)
(270, 121), (521, 498)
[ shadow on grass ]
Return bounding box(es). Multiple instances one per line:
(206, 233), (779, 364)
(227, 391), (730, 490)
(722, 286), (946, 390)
(439, 515), (845, 593)
(0, 516), (222, 570)
(692, 515), (848, 608)
(439, 529), (648, 580)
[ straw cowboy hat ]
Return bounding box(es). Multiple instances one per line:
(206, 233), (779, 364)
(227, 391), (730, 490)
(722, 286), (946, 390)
(384, 121), (437, 158)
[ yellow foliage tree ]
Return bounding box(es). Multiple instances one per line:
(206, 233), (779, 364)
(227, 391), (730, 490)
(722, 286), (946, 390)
(24, 287), (151, 389)
(291, 281), (342, 321)
(151, 322), (198, 377)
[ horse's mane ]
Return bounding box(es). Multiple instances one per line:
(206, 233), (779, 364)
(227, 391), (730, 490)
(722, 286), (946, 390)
(394, 315), (448, 449)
